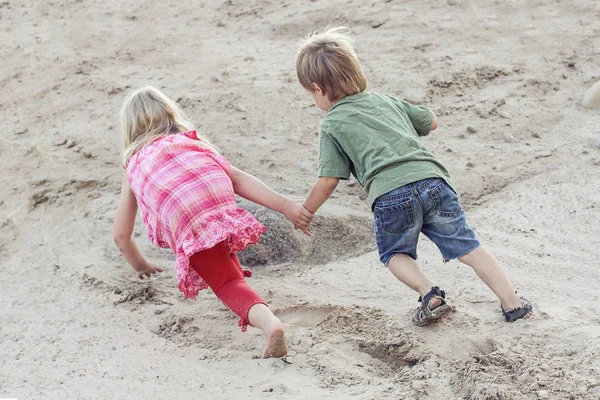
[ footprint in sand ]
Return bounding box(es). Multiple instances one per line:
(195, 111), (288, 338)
(274, 305), (335, 328)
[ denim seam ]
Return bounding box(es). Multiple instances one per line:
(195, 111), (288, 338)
(416, 178), (444, 193)
(443, 242), (481, 263)
(375, 192), (413, 203)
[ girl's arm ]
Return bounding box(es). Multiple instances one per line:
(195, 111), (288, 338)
(113, 178), (163, 279)
(230, 167), (313, 235)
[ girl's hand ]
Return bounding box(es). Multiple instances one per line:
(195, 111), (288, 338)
(134, 263), (164, 279)
(283, 200), (314, 236)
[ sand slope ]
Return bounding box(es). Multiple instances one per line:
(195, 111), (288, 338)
(1, 0), (600, 399)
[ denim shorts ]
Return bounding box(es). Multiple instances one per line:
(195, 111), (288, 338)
(373, 178), (480, 266)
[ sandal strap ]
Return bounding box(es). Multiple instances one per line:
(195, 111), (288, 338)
(418, 286), (446, 305)
(502, 298), (533, 322)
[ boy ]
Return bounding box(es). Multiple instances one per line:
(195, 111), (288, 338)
(293, 27), (532, 326)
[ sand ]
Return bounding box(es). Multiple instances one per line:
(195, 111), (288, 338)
(1, 0), (600, 399)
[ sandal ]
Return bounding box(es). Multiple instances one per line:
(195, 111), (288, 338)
(412, 286), (452, 326)
(501, 297), (533, 322)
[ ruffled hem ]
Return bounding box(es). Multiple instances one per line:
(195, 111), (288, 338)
(175, 213), (266, 299)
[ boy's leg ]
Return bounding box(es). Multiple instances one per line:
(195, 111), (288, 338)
(373, 182), (450, 324)
(190, 242), (287, 358)
(421, 180), (531, 318)
(459, 246), (524, 310)
(387, 253), (442, 309)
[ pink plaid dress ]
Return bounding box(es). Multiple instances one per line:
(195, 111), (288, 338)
(126, 130), (266, 299)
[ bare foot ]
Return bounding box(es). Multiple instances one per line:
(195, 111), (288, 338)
(263, 321), (287, 358)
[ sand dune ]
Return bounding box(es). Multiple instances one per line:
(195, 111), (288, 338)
(1, 1), (600, 399)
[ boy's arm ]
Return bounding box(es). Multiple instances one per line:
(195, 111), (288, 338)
(298, 177), (340, 226)
(230, 167), (313, 235)
(430, 115), (438, 131)
(395, 98), (437, 136)
(113, 178), (163, 279)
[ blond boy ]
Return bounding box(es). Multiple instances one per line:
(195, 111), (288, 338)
(293, 28), (532, 325)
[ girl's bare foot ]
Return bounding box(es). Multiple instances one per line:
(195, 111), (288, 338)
(263, 321), (287, 358)
(248, 304), (288, 358)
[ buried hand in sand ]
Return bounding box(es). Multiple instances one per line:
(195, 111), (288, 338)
(113, 86), (312, 358)
(293, 28), (532, 326)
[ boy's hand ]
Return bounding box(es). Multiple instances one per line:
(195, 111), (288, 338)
(296, 205), (314, 231)
(282, 200), (314, 236)
(134, 263), (164, 279)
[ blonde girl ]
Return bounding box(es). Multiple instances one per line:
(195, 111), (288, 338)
(113, 85), (312, 357)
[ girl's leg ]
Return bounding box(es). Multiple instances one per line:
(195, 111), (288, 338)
(459, 246), (524, 310)
(190, 242), (287, 358)
(387, 253), (442, 309)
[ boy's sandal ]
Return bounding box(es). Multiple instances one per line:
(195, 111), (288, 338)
(412, 286), (452, 327)
(501, 297), (533, 322)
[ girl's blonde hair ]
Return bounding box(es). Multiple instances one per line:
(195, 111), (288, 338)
(296, 27), (367, 102)
(121, 85), (195, 166)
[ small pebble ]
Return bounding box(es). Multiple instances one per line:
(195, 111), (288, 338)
(503, 132), (516, 142)
(300, 161), (312, 170)
(53, 138), (67, 146)
(66, 138), (77, 148)
(412, 380), (425, 390)
(466, 161), (474, 168)
(498, 111), (511, 119)
(466, 126), (477, 133)
(216, 21), (226, 27)
(583, 80), (600, 109)
(210, 75), (219, 83)
(447, 0), (457, 5)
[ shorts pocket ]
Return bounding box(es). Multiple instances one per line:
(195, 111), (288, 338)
(374, 198), (416, 234)
(428, 184), (462, 218)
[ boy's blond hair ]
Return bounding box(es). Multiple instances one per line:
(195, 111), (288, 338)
(296, 27), (367, 102)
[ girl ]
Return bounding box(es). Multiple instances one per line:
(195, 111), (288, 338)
(113, 85), (311, 358)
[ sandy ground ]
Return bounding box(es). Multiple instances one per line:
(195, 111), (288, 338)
(2, 0), (600, 399)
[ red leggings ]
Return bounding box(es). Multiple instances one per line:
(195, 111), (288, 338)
(189, 241), (266, 331)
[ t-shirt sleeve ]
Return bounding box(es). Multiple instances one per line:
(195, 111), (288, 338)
(398, 100), (435, 137)
(318, 128), (351, 179)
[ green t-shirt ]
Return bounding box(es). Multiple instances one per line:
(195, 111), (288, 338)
(318, 91), (456, 207)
